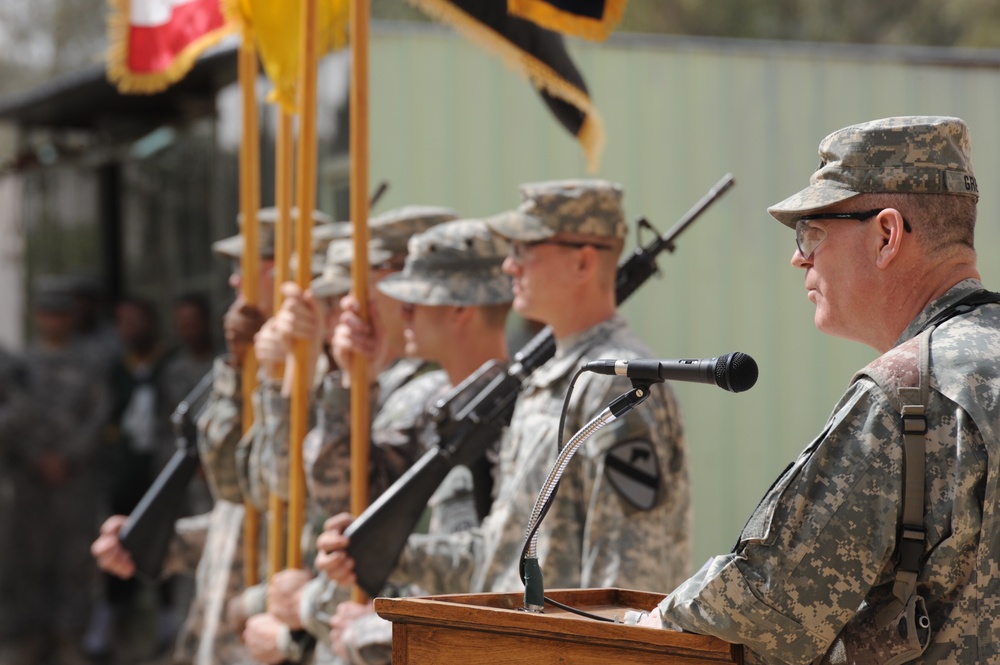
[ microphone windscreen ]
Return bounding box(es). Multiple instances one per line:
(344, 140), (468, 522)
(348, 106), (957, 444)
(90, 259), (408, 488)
(716, 352), (758, 393)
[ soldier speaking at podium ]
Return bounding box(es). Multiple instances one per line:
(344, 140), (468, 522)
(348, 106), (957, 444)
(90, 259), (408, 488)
(641, 117), (1000, 665)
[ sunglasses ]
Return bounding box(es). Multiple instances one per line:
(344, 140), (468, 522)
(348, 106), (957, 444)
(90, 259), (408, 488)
(794, 209), (911, 259)
(508, 239), (612, 261)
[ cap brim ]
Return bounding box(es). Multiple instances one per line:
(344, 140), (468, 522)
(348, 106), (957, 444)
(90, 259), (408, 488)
(377, 272), (513, 307)
(311, 272), (351, 298)
(767, 183), (862, 228)
(211, 234), (242, 259)
(485, 211), (554, 242)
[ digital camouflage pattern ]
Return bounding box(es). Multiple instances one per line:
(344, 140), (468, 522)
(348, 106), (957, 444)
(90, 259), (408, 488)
(365, 205), (459, 259)
(768, 116), (980, 228)
(294, 363), (452, 651)
(212, 208), (334, 259)
(377, 219), (513, 307)
(196, 357), (247, 504)
(304, 361), (448, 522)
(487, 179), (627, 241)
(658, 279), (1000, 664)
(392, 314), (690, 596)
(310, 239), (383, 299)
(160, 356), (260, 665)
(169, 500), (256, 665)
(237, 378), (279, 512)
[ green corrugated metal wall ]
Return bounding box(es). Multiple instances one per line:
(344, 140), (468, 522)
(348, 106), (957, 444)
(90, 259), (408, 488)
(367, 24), (1000, 570)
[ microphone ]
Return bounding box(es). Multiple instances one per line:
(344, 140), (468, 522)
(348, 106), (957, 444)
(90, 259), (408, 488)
(584, 352), (758, 393)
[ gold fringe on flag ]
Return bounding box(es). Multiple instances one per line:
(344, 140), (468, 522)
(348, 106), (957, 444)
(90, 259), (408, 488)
(507, 0), (627, 42)
(106, 0), (236, 95)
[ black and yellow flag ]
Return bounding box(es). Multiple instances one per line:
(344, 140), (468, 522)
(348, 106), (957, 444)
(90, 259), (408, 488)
(408, 0), (604, 172)
(507, 0), (627, 41)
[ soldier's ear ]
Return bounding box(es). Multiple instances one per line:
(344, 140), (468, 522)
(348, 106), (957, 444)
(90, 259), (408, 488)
(875, 209), (905, 270)
(575, 244), (600, 279)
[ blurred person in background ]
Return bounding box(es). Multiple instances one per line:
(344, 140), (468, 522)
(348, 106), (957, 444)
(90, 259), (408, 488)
(5, 277), (109, 665)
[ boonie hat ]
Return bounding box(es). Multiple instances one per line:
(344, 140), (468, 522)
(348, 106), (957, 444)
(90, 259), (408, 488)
(368, 206), (459, 259)
(212, 207), (334, 259)
(310, 239), (394, 299)
(768, 116), (979, 228)
(377, 219), (513, 307)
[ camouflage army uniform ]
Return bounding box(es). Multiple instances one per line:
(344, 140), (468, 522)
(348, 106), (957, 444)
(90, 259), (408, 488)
(381, 183), (690, 597)
(13, 329), (110, 650)
(659, 117), (999, 664)
(237, 210), (464, 662)
(169, 500), (253, 665)
(391, 314), (689, 594)
(296, 219), (513, 660)
(303, 358), (445, 517)
(156, 356), (256, 665)
(659, 280), (1000, 663)
(197, 357), (249, 505)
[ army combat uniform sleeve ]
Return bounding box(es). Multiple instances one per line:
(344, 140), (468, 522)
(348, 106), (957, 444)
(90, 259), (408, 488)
(196, 356), (247, 504)
(162, 510), (214, 577)
(304, 366), (448, 518)
(658, 382), (905, 662)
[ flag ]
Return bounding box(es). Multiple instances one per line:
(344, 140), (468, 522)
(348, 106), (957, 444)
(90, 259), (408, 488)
(107, 0), (236, 94)
(507, 0), (627, 41)
(227, 0), (349, 113)
(407, 0), (604, 172)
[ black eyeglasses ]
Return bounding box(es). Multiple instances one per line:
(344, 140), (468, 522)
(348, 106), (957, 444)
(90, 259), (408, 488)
(508, 239), (612, 261)
(794, 208), (912, 259)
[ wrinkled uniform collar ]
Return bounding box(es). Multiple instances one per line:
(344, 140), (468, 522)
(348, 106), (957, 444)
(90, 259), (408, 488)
(530, 314), (628, 389)
(894, 278), (986, 348)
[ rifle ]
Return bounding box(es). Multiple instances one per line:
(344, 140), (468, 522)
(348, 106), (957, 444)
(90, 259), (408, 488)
(345, 174), (736, 597)
(118, 369), (214, 579)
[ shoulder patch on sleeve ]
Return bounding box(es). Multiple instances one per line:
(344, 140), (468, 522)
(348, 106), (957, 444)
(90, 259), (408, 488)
(604, 439), (660, 510)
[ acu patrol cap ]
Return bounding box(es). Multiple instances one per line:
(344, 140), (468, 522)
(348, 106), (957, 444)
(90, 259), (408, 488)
(211, 207), (334, 259)
(487, 179), (627, 242)
(768, 116), (979, 228)
(377, 219), (514, 307)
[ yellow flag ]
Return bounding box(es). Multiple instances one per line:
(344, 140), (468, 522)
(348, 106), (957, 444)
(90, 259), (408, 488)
(225, 0), (349, 111)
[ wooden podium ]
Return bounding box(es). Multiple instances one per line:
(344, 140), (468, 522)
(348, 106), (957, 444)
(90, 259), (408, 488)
(375, 588), (743, 664)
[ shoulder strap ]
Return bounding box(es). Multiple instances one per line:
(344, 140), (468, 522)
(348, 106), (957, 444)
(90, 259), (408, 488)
(890, 329), (930, 608)
(916, 289), (1000, 335)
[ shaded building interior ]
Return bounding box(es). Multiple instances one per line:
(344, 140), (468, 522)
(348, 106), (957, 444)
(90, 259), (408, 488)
(0, 41), (351, 348)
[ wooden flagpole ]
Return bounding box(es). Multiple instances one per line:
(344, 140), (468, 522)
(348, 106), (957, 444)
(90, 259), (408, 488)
(267, 109), (295, 576)
(237, 37), (262, 588)
(349, 0), (371, 603)
(287, 0), (319, 569)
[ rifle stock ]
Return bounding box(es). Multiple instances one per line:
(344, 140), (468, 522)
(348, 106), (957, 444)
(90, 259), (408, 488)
(344, 174), (735, 597)
(119, 370), (214, 579)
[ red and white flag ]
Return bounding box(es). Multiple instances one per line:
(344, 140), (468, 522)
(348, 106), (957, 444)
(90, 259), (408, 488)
(107, 0), (235, 94)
